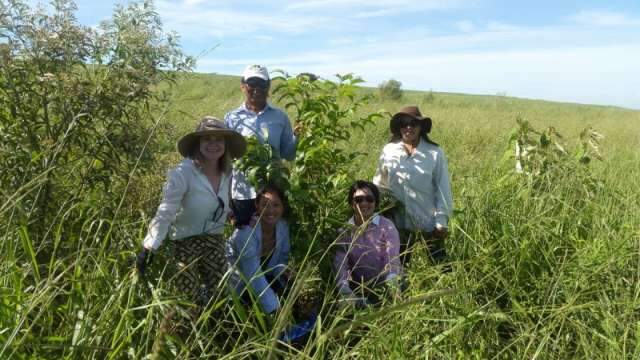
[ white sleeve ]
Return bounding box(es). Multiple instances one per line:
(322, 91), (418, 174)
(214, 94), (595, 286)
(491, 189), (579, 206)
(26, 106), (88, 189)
(373, 149), (391, 192)
(143, 167), (188, 250)
(433, 149), (453, 229)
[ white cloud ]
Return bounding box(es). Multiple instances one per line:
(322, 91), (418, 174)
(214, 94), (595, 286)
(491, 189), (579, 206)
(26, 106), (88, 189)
(287, 0), (415, 11)
(155, 1), (333, 38)
(486, 21), (520, 32)
(183, 0), (209, 6)
(198, 21), (640, 109)
(455, 20), (475, 32)
(286, 0), (470, 18)
(569, 10), (640, 27)
(149, 0), (640, 109)
(290, 45), (640, 108)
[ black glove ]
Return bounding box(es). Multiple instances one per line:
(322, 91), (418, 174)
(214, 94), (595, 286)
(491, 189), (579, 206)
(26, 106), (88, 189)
(136, 248), (152, 276)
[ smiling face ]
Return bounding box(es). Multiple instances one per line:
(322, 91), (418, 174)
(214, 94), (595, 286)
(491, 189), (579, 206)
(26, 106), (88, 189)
(198, 135), (225, 162)
(256, 190), (284, 227)
(398, 115), (421, 145)
(241, 77), (270, 110)
(351, 187), (376, 223)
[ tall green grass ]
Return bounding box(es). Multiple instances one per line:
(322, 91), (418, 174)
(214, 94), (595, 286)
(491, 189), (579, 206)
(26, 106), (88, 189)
(2, 72), (639, 358)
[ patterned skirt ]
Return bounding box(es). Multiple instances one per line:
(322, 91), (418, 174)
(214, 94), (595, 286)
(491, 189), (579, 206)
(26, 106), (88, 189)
(170, 233), (228, 306)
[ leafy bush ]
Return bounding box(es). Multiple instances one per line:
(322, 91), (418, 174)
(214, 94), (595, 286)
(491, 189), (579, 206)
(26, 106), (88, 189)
(423, 90), (436, 103)
(236, 72), (384, 276)
(0, 0), (193, 243)
(378, 78), (403, 100)
(465, 119), (606, 310)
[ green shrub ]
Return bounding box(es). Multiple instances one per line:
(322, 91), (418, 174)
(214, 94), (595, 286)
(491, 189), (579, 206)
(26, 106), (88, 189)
(378, 78), (403, 100)
(0, 0), (193, 243)
(236, 72), (384, 278)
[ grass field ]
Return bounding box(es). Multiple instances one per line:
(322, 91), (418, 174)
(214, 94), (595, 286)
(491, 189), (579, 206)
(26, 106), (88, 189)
(2, 71), (640, 359)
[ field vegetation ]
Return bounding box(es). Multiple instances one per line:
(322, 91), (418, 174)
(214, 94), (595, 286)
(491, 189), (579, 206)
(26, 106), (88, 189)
(2, 0), (640, 358)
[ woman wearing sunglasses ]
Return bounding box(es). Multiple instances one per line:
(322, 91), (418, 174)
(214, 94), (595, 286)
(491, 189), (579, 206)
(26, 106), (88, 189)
(334, 180), (402, 307)
(136, 116), (246, 306)
(226, 184), (292, 315)
(373, 106), (453, 267)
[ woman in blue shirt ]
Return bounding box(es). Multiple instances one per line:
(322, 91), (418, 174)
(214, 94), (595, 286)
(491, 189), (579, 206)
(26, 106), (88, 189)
(227, 184), (292, 314)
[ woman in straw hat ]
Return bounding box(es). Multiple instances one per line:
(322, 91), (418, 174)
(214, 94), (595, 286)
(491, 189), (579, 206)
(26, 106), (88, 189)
(373, 106), (453, 268)
(136, 116), (246, 305)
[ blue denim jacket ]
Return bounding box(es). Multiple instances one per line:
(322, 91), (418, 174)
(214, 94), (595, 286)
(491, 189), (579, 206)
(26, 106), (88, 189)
(226, 218), (290, 313)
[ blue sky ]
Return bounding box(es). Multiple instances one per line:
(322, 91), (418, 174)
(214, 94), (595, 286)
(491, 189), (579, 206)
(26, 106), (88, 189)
(54, 1), (640, 108)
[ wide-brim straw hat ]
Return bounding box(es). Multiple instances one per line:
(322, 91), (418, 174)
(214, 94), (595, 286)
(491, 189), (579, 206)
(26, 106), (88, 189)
(390, 105), (432, 134)
(177, 116), (247, 159)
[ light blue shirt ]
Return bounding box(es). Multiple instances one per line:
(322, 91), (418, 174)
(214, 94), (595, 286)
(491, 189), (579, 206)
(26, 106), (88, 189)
(226, 219), (291, 314)
(225, 103), (297, 199)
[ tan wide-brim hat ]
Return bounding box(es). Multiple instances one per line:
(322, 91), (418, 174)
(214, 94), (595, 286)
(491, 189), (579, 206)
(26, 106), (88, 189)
(177, 116), (247, 159)
(390, 105), (432, 134)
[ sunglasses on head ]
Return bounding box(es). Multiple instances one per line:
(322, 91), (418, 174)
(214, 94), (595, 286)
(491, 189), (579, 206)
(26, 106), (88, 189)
(353, 195), (375, 204)
(244, 78), (269, 90)
(399, 118), (422, 128)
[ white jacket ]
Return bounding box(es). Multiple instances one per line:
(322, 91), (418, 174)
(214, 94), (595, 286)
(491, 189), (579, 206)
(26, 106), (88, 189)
(373, 139), (453, 232)
(143, 159), (231, 250)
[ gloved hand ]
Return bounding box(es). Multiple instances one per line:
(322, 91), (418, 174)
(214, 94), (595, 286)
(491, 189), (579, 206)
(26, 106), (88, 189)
(352, 296), (370, 309)
(136, 248), (152, 276)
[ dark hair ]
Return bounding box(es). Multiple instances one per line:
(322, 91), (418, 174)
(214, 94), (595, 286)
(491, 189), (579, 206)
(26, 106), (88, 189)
(255, 183), (290, 217)
(347, 180), (380, 209)
(389, 115), (439, 146)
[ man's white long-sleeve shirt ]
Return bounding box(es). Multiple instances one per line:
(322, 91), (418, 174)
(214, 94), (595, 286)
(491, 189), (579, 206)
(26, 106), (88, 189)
(373, 139), (453, 232)
(143, 159), (231, 250)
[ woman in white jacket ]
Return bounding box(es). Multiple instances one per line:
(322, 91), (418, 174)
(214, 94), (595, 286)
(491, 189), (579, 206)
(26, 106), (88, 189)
(136, 116), (246, 305)
(373, 106), (453, 267)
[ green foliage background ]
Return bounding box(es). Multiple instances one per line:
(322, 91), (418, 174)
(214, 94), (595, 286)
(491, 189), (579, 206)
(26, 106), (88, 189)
(2, 1), (640, 359)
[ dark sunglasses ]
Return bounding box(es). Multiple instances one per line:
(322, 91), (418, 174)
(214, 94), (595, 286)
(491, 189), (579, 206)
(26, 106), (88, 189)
(212, 195), (225, 222)
(202, 195), (226, 234)
(399, 118), (422, 128)
(353, 195), (375, 204)
(244, 78), (269, 90)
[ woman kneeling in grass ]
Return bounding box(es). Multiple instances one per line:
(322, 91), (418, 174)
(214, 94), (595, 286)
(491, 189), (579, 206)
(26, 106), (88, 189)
(334, 180), (403, 308)
(227, 184), (292, 315)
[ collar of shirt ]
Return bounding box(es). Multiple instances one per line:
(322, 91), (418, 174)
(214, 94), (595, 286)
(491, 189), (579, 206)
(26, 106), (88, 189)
(347, 214), (381, 226)
(191, 159), (228, 196)
(239, 102), (273, 116)
(389, 138), (432, 158)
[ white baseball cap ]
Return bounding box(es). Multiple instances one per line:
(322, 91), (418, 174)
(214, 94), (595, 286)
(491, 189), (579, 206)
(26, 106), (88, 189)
(242, 64), (270, 81)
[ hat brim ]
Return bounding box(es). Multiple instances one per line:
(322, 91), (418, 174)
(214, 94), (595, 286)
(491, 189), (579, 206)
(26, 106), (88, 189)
(389, 112), (432, 133)
(177, 129), (247, 159)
